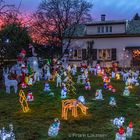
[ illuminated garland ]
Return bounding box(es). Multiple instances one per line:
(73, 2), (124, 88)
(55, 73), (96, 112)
(132, 50), (140, 57)
(19, 90), (30, 113)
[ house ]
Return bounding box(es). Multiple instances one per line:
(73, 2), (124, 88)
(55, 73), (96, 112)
(63, 15), (140, 67)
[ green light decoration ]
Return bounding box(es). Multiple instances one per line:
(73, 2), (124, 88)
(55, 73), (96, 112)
(47, 59), (51, 65)
(27, 64), (33, 75)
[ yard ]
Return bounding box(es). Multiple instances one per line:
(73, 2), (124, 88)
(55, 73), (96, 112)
(0, 72), (140, 140)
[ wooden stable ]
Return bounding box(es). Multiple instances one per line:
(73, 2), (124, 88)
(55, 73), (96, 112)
(62, 99), (88, 120)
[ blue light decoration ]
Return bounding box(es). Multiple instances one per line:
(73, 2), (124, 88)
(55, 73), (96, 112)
(48, 118), (60, 137)
(5, 38), (10, 43)
(104, 82), (108, 89)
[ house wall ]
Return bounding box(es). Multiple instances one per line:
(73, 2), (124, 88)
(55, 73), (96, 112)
(68, 37), (140, 67)
(86, 24), (126, 35)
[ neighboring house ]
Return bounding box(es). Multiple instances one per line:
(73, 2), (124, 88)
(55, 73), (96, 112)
(63, 15), (140, 67)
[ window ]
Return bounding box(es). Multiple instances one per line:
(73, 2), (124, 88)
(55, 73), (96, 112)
(101, 26), (104, 33)
(110, 26), (112, 32)
(74, 50), (77, 57)
(98, 49), (111, 60)
(97, 27), (100, 33)
(69, 48), (82, 60)
(77, 49), (82, 58)
(106, 26), (108, 32)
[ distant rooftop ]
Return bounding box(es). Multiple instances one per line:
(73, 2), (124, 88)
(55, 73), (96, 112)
(86, 20), (126, 26)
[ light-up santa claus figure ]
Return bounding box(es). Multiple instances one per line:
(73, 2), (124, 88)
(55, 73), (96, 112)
(85, 79), (91, 90)
(26, 90), (34, 101)
(115, 127), (126, 140)
(126, 121), (133, 138)
(17, 49), (27, 65)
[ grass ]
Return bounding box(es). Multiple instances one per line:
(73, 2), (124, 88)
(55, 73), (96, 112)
(0, 72), (140, 140)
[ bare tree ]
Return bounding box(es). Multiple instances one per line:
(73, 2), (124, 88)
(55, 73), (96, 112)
(31, 0), (93, 60)
(0, 0), (18, 20)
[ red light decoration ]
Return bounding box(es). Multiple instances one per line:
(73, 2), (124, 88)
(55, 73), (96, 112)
(128, 121), (133, 128)
(118, 127), (125, 135)
(132, 50), (140, 58)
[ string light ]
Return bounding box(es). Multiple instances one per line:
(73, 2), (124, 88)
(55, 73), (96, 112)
(66, 72), (76, 96)
(19, 90), (30, 113)
(62, 99), (88, 120)
(132, 50), (140, 58)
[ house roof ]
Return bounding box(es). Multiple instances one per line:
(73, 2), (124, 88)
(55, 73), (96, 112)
(65, 19), (140, 38)
(86, 20), (126, 26)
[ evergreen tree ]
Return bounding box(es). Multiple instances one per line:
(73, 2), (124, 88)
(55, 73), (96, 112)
(0, 23), (32, 66)
(133, 13), (140, 20)
(66, 72), (76, 97)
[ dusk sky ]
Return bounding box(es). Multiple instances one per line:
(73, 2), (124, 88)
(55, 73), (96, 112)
(6, 0), (140, 20)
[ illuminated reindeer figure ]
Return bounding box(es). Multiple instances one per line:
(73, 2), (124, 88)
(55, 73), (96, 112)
(3, 68), (18, 94)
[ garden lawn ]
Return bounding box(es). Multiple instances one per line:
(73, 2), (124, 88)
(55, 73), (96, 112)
(0, 73), (140, 140)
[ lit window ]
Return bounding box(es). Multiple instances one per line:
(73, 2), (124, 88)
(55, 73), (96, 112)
(98, 49), (111, 60)
(69, 48), (82, 59)
(77, 49), (82, 58)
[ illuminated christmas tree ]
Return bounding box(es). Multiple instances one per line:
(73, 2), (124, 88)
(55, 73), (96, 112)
(65, 72), (76, 97)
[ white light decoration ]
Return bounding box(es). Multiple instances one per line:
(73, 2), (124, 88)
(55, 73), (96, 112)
(27, 57), (39, 72)
(48, 118), (60, 137)
(0, 124), (15, 140)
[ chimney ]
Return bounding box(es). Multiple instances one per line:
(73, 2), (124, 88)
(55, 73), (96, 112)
(101, 14), (106, 21)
